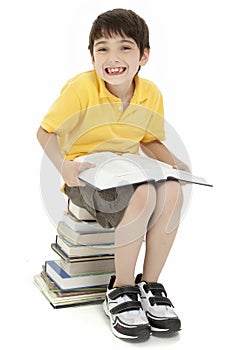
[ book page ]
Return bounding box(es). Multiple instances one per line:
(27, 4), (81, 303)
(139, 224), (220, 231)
(75, 152), (118, 166)
(77, 152), (165, 189)
(76, 152), (211, 189)
(122, 153), (210, 186)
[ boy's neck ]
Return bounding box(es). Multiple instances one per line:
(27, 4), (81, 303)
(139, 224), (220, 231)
(105, 80), (135, 104)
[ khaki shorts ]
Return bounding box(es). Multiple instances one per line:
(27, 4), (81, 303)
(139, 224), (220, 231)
(64, 183), (142, 228)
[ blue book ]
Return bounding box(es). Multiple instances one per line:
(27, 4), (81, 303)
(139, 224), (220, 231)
(45, 260), (114, 290)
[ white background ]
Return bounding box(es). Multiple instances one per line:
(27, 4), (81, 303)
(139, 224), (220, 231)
(1, 0), (232, 349)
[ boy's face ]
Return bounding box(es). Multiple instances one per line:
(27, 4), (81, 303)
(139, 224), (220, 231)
(92, 34), (149, 88)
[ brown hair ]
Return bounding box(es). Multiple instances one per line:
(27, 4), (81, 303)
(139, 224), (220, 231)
(88, 8), (150, 58)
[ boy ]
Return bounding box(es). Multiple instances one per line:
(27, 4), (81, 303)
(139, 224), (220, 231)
(37, 9), (189, 341)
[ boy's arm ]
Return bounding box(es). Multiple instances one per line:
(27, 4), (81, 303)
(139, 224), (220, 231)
(140, 140), (190, 172)
(37, 126), (95, 186)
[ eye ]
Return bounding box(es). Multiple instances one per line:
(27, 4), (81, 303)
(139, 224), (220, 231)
(121, 46), (131, 51)
(97, 47), (107, 52)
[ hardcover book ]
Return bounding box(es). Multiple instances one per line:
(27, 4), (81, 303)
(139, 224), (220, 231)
(76, 152), (212, 189)
(45, 260), (115, 290)
(57, 220), (114, 246)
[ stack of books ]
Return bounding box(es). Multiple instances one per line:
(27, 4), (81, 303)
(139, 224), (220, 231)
(34, 201), (115, 308)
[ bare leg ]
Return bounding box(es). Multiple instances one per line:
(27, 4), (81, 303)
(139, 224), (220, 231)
(113, 184), (156, 287)
(142, 181), (183, 282)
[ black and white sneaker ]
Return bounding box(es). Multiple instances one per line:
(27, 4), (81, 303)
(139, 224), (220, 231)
(135, 274), (181, 333)
(103, 275), (151, 341)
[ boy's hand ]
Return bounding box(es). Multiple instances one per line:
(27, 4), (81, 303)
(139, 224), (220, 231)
(172, 160), (191, 173)
(61, 160), (95, 187)
(172, 160), (191, 186)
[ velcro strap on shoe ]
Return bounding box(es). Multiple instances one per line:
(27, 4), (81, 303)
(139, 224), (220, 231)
(149, 296), (174, 307)
(146, 282), (167, 297)
(108, 286), (140, 300)
(110, 301), (142, 314)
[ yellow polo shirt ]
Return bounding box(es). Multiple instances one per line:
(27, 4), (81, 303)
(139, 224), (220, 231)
(41, 70), (165, 160)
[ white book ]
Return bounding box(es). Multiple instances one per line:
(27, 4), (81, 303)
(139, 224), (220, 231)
(68, 201), (95, 221)
(63, 211), (114, 234)
(76, 152), (212, 190)
(45, 260), (114, 290)
(57, 221), (114, 245)
(56, 235), (115, 257)
(33, 274), (106, 308)
(60, 256), (115, 276)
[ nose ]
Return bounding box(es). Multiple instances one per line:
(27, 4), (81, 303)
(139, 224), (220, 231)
(108, 57), (120, 65)
(107, 49), (120, 64)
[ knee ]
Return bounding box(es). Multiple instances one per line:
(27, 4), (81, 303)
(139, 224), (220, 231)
(134, 183), (156, 199)
(132, 183), (156, 211)
(164, 181), (183, 208)
(149, 181), (183, 233)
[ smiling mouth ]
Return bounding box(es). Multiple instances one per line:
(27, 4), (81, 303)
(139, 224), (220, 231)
(105, 67), (126, 76)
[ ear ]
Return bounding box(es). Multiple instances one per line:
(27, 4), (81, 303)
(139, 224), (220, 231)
(91, 54), (95, 66)
(139, 48), (150, 67)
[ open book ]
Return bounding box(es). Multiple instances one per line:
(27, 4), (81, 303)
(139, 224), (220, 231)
(76, 152), (212, 190)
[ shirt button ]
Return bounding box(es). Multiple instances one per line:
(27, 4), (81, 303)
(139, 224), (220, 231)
(118, 105), (123, 111)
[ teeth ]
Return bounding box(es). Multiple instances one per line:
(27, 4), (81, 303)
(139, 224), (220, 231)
(106, 67), (124, 74)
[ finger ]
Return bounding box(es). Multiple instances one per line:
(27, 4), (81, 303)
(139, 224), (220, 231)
(66, 177), (80, 187)
(66, 181), (78, 187)
(67, 179), (87, 187)
(77, 179), (87, 187)
(78, 162), (96, 172)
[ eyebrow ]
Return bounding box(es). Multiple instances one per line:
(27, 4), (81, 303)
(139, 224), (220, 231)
(94, 39), (136, 47)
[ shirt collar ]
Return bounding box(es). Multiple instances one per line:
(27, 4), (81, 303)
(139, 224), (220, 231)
(131, 74), (148, 103)
(95, 70), (148, 103)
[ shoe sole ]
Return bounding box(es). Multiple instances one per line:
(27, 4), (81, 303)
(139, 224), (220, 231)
(103, 300), (151, 342)
(148, 316), (181, 333)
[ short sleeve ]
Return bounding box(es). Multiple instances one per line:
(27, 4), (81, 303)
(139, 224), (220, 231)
(40, 82), (81, 135)
(141, 92), (165, 142)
